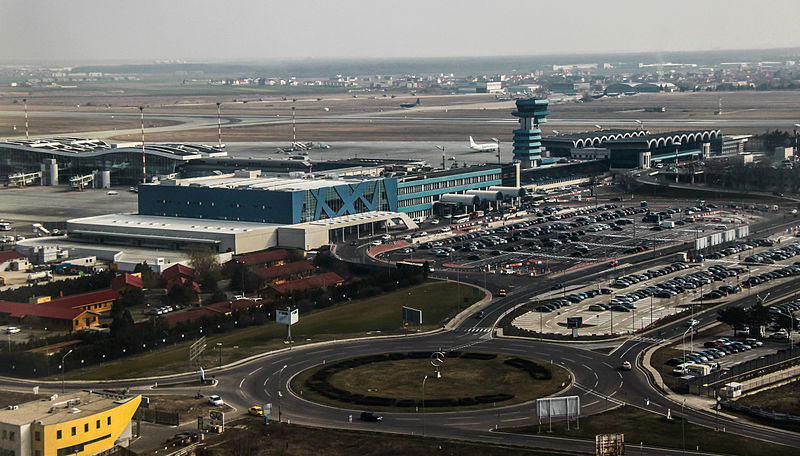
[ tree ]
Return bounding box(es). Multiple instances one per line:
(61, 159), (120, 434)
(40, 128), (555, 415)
(118, 288), (145, 308)
(717, 307), (748, 334)
(167, 282), (198, 306)
(110, 302), (135, 339)
(185, 244), (221, 291)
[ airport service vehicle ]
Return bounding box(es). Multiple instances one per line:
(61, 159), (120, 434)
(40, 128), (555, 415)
(400, 98), (420, 108)
(27, 271), (52, 283)
(469, 136), (499, 152)
(686, 364), (712, 376)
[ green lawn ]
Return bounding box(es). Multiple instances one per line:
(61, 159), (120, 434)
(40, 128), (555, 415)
(291, 354), (569, 412)
(505, 405), (793, 456)
(64, 281), (484, 380)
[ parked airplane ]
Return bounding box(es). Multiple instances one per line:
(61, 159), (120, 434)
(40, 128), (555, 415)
(469, 136), (499, 152)
(400, 98), (420, 108)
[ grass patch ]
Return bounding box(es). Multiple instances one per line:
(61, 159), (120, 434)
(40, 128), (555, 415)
(202, 420), (575, 456)
(63, 281), (483, 380)
(504, 405), (793, 456)
(291, 354), (570, 412)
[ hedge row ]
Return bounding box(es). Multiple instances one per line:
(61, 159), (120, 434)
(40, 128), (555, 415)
(503, 357), (552, 380)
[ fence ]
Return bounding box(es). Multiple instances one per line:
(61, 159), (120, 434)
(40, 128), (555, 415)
(684, 346), (800, 397)
(722, 400), (800, 424)
(136, 408), (180, 426)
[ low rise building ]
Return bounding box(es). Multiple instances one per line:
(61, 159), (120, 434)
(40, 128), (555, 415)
(0, 392), (141, 456)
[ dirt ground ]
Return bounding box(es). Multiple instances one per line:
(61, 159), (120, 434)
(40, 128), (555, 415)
(0, 391), (39, 408)
(199, 420), (572, 456)
(147, 394), (233, 419)
(737, 379), (800, 416)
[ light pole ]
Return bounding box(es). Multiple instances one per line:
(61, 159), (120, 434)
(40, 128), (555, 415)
(673, 141), (682, 184)
(776, 309), (795, 350)
(491, 138), (500, 165)
(216, 343), (223, 367)
(681, 326), (693, 362)
(422, 375), (428, 437)
(277, 364), (287, 423)
(61, 349), (73, 393)
(435, 145), (445, 170)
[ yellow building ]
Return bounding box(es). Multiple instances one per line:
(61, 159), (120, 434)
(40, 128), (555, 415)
(0, 392), (141, 456)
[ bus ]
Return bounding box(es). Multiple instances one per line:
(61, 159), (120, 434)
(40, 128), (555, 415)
(453, 215), (470, 224)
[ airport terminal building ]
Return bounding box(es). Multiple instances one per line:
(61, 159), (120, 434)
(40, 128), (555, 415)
(0, 138), (226, 185)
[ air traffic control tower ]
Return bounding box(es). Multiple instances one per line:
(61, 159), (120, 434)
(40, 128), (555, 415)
(512, 98), (550, 168)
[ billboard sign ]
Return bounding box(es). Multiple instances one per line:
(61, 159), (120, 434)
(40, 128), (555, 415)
(537, 395), (580, 419)
(567, 317), (583, 329)
(595, 433), (625, 456)
(402, 306), (423, 325)
(276, 308), (299, 325)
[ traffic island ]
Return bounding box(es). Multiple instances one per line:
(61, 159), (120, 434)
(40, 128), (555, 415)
(290, 352), (570, 412)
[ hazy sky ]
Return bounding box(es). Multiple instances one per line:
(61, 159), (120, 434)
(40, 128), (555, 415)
(1, 0), (797, 62)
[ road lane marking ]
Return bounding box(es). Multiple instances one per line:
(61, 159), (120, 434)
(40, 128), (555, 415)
(501, 417), (527, 422)
(239, 378), (245, 389)
(248, 367), (262, 376)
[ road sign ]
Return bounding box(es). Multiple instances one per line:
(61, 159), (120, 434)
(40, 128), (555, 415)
(189, 336), (207, 363)
(276, 308), (299, 325)
(210, 410), (225, 432)
(596, 433), (625, 456)
(402, 306), (422, 325)
(567, 316), (583, 329)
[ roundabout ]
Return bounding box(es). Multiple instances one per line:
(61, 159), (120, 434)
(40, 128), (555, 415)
(290, 352), (570, 412)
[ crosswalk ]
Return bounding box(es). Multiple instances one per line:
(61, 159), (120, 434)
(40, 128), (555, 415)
(630, 336), (665, 344)
(458, 327), (493, 333)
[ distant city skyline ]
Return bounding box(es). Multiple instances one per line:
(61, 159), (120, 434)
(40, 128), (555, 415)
(1, 0), (799, 63)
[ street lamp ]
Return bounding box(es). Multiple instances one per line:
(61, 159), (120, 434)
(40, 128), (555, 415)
(422, 375), (428, 437)
(277, 364), (288, 423)
(776, 309), (795, 350)
(216, 343), (223, 367)
(681, 326), (693, 362)
(491, 138), (500, 165)
(61, 349), (73, 393)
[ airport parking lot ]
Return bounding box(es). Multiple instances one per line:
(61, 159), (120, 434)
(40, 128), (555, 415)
(378, 199), (766, 279)
(509, 237), (800, 337)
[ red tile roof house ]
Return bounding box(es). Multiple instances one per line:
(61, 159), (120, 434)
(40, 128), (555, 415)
(231, 249), (291, 268)
(110, 273), (144, 292)
(264, 272), (344, 298)
(162, 264), (200, 292)
(0, 289), (119, 331)
(0, 300), (97, 331)
(254, 261), (315, 285)
(163, 298), (267, 328)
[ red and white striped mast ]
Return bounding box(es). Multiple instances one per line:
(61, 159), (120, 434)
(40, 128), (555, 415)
(216, 102), (223, 150)
(139, 106), (146, 183)
(23, 98), (29, 139)
(291, 105), (296, 151)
